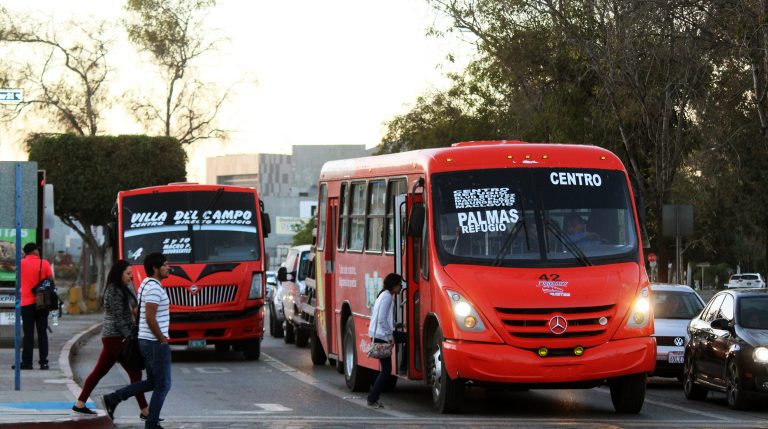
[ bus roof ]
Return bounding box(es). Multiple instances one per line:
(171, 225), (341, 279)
(319, 141), (625, 181)
(118, 183), (259, 197)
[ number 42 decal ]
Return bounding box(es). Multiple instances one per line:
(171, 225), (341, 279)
(539, 274), (560, 281)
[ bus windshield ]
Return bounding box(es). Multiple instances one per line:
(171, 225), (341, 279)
(432, 168), (638, 267)
(121, 190), (261, 265)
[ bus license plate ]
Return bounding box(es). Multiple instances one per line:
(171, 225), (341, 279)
(0, 312), (15, 325)
(188, 339), (206, 349)
(668, 352), (684, 364)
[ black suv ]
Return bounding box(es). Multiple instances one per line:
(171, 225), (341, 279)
(684, 289), (768, 409)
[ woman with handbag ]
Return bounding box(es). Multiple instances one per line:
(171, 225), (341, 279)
(72, 260), (150, 419)
(366, 273), (403, 409)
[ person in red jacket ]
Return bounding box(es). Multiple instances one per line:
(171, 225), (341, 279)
(17, 242), (54, 370)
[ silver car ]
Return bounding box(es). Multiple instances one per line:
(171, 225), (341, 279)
(650, 283), (706, 380)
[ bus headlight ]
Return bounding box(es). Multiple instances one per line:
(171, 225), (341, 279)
(446, 289), (485, 332)
(249, 273), (263, 300)
(626, 287), (651, 328)
(754, 347), (768, 363)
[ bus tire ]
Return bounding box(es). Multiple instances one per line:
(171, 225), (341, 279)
(428, 327), (464, 413)
(609, 373), (646, 414)
(242, 339), (261, 360)
(215, 342), (230, 353)
(283, 319), (295, 343)
(310, 330), (327, 365)
(343, 318), (374, 391)
(295, 328), (309, 347)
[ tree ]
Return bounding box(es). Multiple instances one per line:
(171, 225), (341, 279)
(292, 218), (315, 247)
(27, 134), (186, 298)
(124, 0), (228, 145)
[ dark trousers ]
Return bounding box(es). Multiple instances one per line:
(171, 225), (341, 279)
(78, 336), (148, 409)
(367, 339), (392, 404)
(21, 304), (48, 366)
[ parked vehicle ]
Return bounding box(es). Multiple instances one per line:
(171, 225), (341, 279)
(650, 283), (705, 380)
(269, 245), (313, 345)
(266, 270), (277, 301)
(684, 289), (768, 409)
(727, 273), (765, 289)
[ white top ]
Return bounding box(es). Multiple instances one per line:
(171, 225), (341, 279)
(368, 291), (394, 341)
(137, 277), (170, 340)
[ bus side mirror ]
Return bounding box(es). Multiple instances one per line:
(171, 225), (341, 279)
(407, 204), (425, 238)
(262, 212), (271, 238)
(277, 266), (288, 282)
(107, 221), (118, 262)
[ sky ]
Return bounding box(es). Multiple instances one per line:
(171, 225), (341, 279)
(1, 0), (473, 182)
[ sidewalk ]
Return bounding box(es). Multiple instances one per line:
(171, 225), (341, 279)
(0, 312), (113, 428)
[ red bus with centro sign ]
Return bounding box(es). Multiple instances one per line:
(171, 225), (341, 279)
(115, 183), (271, 360)
(307, 141), (655, 413)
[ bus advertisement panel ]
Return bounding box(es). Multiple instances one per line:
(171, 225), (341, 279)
(117, 184), (269, 360)
(308, 141), (655, 413)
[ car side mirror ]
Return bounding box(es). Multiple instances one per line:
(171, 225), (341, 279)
(711, 318), (732, 331)
(277, 267), (288, 282)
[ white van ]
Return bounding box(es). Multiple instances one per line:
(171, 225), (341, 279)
(268, 245), (312, 344)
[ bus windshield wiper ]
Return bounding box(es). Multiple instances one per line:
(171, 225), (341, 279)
(492, 219), (529, 267)
(195, 187), (225, 231)
(545, 219), (592, 266)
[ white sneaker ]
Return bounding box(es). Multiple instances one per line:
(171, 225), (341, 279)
(366, 401), (384, 409)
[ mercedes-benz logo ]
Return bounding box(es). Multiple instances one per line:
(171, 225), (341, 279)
(548, 315), (568, 335)
(674, 337), (684, 347)
(189, 284), (199, 294)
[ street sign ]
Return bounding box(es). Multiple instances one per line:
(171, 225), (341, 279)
(0, 89), (23, 104)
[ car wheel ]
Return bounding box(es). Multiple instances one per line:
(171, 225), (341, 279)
(343, 317), (374, 391)
(727, 360), (749, 410)
(295, 328), (309, 347)
(683, 353), (708, 400)
(283, 319), (295, 343)
(428, 327), (464, 413)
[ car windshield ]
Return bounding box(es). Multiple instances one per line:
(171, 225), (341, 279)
(122, 190), (261, 264)
(739, 297), (768, 329)
(432, 168), (639, 268)
(731, 275), (742, 281)
(653, 290), (705, 319)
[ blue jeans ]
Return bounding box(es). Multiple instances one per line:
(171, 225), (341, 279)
(111, 339), (171, 425)
(367, 339), (392, 404)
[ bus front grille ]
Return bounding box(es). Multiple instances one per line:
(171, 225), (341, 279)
(495, 305), (614, 339)
(166, 285), (238, 307)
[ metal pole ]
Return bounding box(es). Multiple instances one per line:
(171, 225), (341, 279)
(14, 163), (22, 390)
(675, 206), (681, 284)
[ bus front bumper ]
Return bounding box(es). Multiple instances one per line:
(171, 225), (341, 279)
(441, 337), (656, 384)
(168, 305), (264, 343)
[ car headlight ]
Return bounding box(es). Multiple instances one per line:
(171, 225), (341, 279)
(446, 289), (485, 332)
(248, 273), (263, 299)
(754, 347), (768, 363)
(626, 287), (651, 328)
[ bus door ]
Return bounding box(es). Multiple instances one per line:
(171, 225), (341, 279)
(401, 188), (425, 378)
(393, 194), (407, 375)
(323, 197), (339, 358)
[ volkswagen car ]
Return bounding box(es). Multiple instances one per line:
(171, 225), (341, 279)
(684, 289), (768, 409)
(650, 283), (705, 380)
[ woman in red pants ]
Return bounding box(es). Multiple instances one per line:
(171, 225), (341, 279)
(72, 259), (150, 419)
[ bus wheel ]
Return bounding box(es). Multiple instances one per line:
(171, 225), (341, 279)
(428, 327), (463, 413)
(283, 319), (295, 343)
(343, 318), (373, 391)
(609, 373), (646, 414)
(310, 330), (327, 365)
(215, 342), (230, 353)
(295, 328), (309, 347)
(242, 339), (261, 360)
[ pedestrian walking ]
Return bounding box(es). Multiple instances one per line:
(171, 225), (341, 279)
(72, 260), (150, 419)
(366, 273), (403, 409)
(14, 243), (53, 370)
(103, 252), (171, 429)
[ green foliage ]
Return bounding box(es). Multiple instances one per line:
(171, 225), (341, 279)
(292, 217), (315, 246)
(27, 134), (187, 226)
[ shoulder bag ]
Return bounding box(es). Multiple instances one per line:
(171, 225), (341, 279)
(118, 283), (146, 371)
(33, 259), (59, 311)
(367, 294), (393, 359)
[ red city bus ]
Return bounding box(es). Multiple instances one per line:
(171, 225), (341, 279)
(115, 183), (271, 360)
(308, 141), (655, 413)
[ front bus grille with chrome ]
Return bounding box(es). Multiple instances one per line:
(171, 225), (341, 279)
(165, 284), (238, 307)
(495, 305), (615, 339)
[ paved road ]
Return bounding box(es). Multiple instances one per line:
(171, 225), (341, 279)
(71, 307), (768, 429)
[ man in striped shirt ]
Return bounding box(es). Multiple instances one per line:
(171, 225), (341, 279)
(103, 252), (171, 429)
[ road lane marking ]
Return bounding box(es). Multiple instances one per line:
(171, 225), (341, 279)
(594, 386), (735, 421)
(261, 352), (414, 418)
